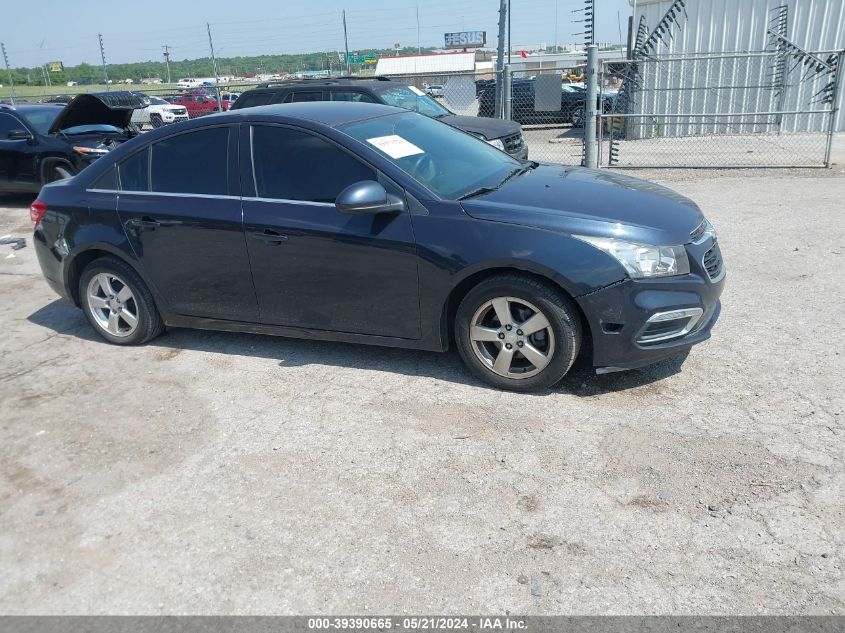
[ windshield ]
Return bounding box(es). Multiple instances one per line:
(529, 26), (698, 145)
(376, 86), (450, 118)
(61, 124), (124, 135)
(18, 106), (62, 135)
(340, 111), (520, 200)
(149, 96), (168, 105)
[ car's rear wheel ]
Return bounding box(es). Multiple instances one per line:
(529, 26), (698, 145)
(79, 257), (164, 345)
(455, 274), (582, 391)
(571, 105), (585, 127)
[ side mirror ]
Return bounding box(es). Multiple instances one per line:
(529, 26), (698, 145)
(335, 181), (404, 215)
(8, 129), (34, 143)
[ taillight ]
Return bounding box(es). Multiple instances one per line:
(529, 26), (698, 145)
(30, 199), (48, 225)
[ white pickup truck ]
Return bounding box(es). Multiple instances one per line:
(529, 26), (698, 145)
(130, 95), (190, 128)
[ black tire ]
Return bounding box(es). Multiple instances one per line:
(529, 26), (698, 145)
(571, 105), (585, 127)
(150, 113), (163, 128)
(79, 256), (164, 346)
(455, 274), (582, 392)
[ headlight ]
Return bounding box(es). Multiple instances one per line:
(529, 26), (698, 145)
(72, 146), (110, 156)
(702, 218), (717, 241)
(574, 235), (690, 278)
(486, 138), (505, 151)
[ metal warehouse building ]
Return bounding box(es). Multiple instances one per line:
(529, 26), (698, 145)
(627, 0), (845, 135)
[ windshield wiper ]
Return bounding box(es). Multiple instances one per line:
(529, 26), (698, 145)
(457, 186), (500, 200)
(496, 161), (538, 188)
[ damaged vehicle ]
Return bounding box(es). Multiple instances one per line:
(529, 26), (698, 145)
(0, 91), (144, 193)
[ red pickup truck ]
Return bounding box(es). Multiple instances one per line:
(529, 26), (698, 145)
(166, 93), (221, 118)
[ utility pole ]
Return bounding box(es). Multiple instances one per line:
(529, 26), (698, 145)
(508, 0), (512, 63)
(98, 33), (109, 88)
(206, 23), (223, 111)
(342, 10), (350, 75)
(162, 44), (172, 84)
(1, 42), (15, 105)
(495, 0), (507, 118)
(416, 4), (421, 54)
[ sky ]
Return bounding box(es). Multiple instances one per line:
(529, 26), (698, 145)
(2, 0), (633, 68)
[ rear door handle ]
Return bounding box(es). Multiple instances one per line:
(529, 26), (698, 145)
(251, 229), (288, 244)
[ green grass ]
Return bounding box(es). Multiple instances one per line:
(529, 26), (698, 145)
(1, 82), (253, 101)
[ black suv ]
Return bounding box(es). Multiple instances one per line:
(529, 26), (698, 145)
(0, 91), (144, 193)
(230, 77), (528, 159)
(479, 79), (612, 126)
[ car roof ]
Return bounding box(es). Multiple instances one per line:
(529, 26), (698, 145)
(0, 103), (65, 112)
(249, 77), (406, 91)
(221, 101), (404, 127)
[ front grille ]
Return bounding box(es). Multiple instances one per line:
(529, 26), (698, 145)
(503, 132), (524, 153)
(703, 242), (724, 281)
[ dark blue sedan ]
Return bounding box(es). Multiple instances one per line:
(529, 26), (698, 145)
(31, 102), (724, 391)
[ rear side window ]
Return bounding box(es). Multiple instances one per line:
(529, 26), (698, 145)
(150, 127), (229, 195)
(235, 92), (274, 109)
(118, 148), (150, 191)
(93, 166), (118, 190)
(251, 125), (375, 203)
(331, 91), (377, 103)
(289, 92), (322, 103)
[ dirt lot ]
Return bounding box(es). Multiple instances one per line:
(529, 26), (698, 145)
(0, 167), (843, 615)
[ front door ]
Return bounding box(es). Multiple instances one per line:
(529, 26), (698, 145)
(241, 123), (421, 339)
(116, 124), (258, 321)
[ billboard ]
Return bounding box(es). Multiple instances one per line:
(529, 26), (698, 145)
(444, 31), (486, 49)
(47, 61), (64, 73)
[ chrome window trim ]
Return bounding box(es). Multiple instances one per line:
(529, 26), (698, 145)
(636, 307), (704, 344)
(86, 188), (240, 200)
(85, 188), (336, 207)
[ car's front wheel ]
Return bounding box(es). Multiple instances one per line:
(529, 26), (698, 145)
(455, 274), (582, 391)
(150, 113), (164, 128)
(79, 257), (164, 345)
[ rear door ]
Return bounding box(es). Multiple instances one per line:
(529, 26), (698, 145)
(0, 112), (36, 190)
(116, 124), (258, 321)
(240, 123), (421, 339)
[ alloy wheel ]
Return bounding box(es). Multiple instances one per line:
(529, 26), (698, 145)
(86, 273), (139, 338)
(469, 296), (556, 379)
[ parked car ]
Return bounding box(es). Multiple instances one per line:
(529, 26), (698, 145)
(221, 92), (240, 109)
(0, 91), (145, 192)
(231, 77), (527, 159)
(130, 94), (189, 128)
(176, 78), (202, 89)
(166, 93), (220, 118)
(479, 79), (611, 126)
(31, 102), (724, 391)
(424, 84), (444, 97)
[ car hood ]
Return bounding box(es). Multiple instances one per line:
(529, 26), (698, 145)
(438, 114), (521, 140)
(460, 164), (704, 245)
(49, 91), (147, 134)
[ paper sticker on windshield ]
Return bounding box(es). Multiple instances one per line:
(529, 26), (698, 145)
(366, 135), (424, 159)
(408, 86), (425, 96)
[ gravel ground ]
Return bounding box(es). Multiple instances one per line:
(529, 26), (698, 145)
(0, 168), (843, 615)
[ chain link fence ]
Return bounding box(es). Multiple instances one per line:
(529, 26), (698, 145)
(599, 51), (842, 168)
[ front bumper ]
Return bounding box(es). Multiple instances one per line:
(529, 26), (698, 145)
(576, 240), (725, 373)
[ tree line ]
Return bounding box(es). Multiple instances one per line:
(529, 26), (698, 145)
(4, 48), (436, 86)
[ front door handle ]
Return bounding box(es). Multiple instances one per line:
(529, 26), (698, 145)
(251, 229), (288, 244)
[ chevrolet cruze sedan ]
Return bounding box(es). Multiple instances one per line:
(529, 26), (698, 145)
(32, 102), (724, 391)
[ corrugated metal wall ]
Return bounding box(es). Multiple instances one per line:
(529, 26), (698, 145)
(629, 0), (845, 133)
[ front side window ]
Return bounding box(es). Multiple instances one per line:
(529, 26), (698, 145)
(0, 113), (21, 138)
(340, 111), (519, 200)
(331, 91), (377, 103)
(150, 127), (229, 195)
(376, 86), (450, 118)
(251, 125), (375, 203)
